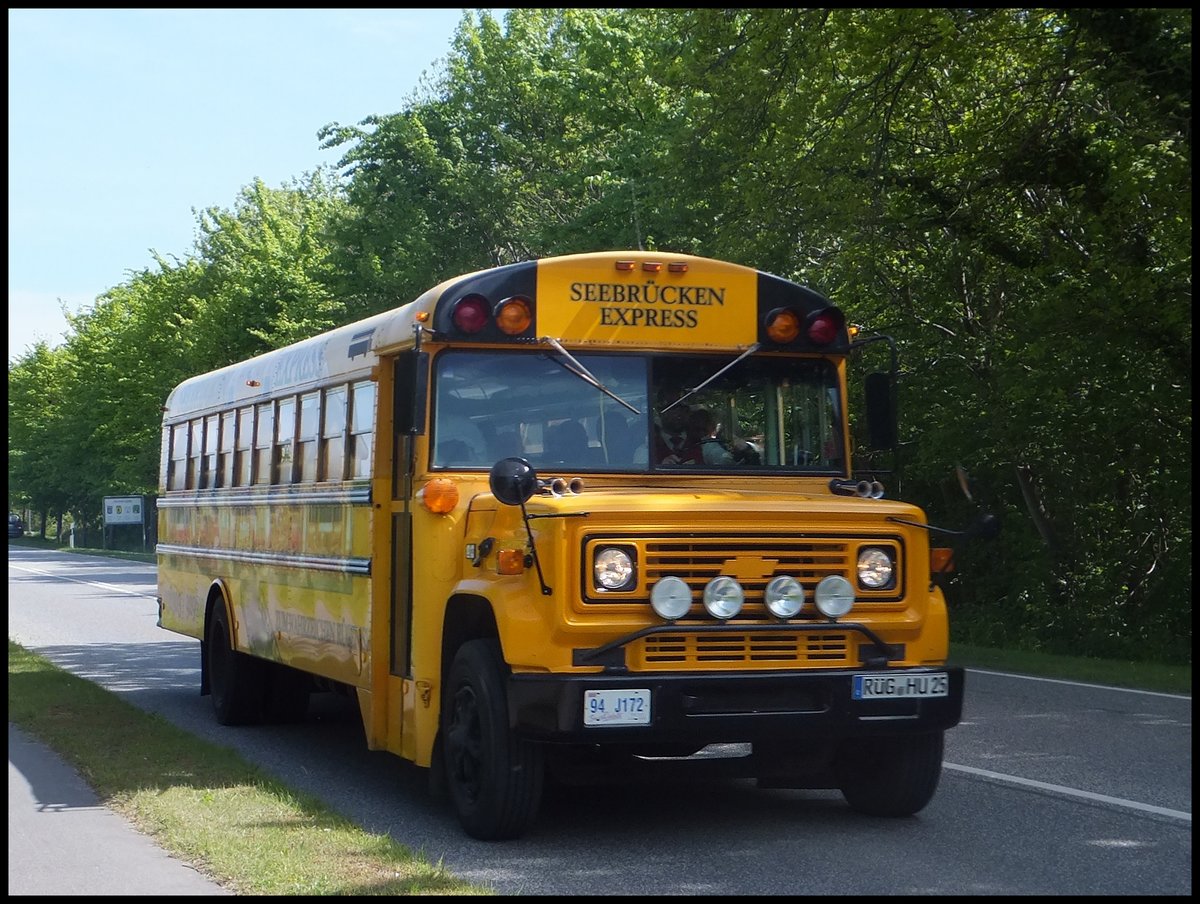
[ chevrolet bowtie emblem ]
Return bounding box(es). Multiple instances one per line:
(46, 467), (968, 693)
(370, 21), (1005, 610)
(719, 557), (780, 583)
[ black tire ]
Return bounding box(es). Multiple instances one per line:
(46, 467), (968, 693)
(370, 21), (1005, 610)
(836, 731), (944, 817)
(441, 639), (544, 840)
(207, 602), (266, 726)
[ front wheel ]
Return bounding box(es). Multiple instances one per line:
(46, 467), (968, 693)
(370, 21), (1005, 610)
(441, 639), (544, 840)
(836, 731), (944, 817)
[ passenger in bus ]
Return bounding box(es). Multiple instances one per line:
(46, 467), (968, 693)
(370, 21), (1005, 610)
(602, 415), (639, 464)
(486, 426), (523, 461)
(687, 408), (735, 465)
(655, 403), (695, 465)
(545, 419), (591, 463)
(436, 412), (488, 466)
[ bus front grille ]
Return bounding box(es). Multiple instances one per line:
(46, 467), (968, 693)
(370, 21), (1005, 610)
(641, 536), (851, 613)
(631, 631), (852, 669)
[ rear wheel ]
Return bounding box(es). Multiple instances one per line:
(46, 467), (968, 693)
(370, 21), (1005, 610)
(441, 639), (544, 840)
(836, 731), (944, 817)
(207, 603), (266, 726)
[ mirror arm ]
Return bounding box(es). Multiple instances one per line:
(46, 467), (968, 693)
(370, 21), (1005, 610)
(518, 499), (552, 596)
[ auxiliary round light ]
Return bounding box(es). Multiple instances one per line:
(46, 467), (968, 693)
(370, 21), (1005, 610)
(594, 547), (634, 591)
(764, 575), (805, 618)
(650, 576), (692, 620)
(814, 574), (855, 619)
(703, 575), (745, 620)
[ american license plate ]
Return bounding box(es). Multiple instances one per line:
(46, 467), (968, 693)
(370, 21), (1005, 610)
(852, 672), (949, 700)
(584, 689), (651, 726)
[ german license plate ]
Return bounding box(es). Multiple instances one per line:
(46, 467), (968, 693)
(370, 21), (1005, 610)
(584, 689), (651, 726)
(853, 672), (949, 700)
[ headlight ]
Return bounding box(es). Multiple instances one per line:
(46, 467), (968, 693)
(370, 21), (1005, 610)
(764, 575), (805, 618)
(814, 575), (854, 618)
(594, 546), (635, 591)
(703, 576), (745, 619)
(650, 575), (692, 620)
(857, 547), (895, 590)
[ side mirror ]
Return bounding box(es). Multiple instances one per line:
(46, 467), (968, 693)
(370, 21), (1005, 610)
(967, 511), (1001, 541)
(864, 371), (897, 450)
(489, 457), (539, 506)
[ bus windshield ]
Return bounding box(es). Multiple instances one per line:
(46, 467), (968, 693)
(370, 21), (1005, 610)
(431, 349), (843, 473)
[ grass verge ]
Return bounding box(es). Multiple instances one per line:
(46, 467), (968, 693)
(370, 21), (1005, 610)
(949, 641), (1190, 695)
(8, 641), (490, 896)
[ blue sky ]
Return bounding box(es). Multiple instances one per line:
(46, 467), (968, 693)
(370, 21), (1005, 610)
(8, 8), (502, 363)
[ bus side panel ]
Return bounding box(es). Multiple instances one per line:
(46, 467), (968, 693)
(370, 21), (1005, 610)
(157, 495), (375, 688)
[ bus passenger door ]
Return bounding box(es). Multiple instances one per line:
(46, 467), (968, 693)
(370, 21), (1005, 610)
(389, 350), (426, 680)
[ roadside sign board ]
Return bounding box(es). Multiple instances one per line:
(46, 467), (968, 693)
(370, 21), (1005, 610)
(103, 495), (144, 526)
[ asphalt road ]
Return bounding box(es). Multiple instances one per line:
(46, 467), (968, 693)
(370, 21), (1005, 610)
(7, 546), (1192, 895)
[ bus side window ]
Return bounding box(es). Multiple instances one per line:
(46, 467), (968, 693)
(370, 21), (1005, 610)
(234, 406), (253, 486)
(297, 392), (319, 483)
(188, 419), (204, 489)
(203, 414), (219, 489)
(350, 381), (375, 479)
(254, 403), (274, 485)
(218, 410), (235, 487)
(169, 423), (188, 490)
(322, 386), (347, 481)
(275, 396), (297, 484)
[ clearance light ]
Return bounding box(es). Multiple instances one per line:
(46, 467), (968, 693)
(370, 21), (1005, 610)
(765, 308), (801, 343)
(497, 548), (526, 574)
(416, 311), (430, 322)
(494, 296), (532, 335)
(668, 262), (689, 273)
(615, 260), (636, 271)
(642, 261), (663, 272)
(806, 308), (845, 345)
(421, 478), (459, 513)
(451, 294), (490, 334)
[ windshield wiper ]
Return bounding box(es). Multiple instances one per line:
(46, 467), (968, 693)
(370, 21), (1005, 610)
(539, 336), (642, 415)
(663, 343), (761, 412)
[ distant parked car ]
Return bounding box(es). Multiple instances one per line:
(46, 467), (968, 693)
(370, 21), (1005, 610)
(8, 513), (25, 538)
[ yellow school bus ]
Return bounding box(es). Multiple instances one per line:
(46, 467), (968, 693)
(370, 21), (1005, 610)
(157, 250), (971, 839)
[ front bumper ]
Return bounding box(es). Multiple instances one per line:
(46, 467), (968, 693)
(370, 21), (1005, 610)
(508, 666), (963, 745)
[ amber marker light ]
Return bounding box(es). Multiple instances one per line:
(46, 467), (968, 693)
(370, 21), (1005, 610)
(765, 308), (801, 343)
(931, 548), (956, 574)
(642, 261), (663, 272)
(495, 296), (532, 335)
(416, 311), (430, 322)
(668, 261), (689, 273)
(615, 260), (636, 271)
(497, 548), (526, 574)
(422, 478), (460, 514)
